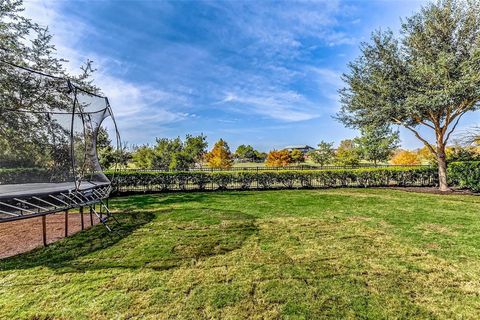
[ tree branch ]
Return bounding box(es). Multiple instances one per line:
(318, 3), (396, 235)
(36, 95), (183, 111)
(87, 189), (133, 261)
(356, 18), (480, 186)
(419, 120), (435, 130)
(392, 118), (437, 155)
(444, 112), (465, 144)
(404, 125), (437, 155)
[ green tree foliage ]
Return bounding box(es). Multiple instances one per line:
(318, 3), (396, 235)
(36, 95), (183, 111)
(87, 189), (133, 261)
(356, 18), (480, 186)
(205, 139), (233, 169)
(97, 127), (115, 169)
(131, 145), (155, 169)
(335, 140), (360, 166)
(152, 137), (183, 170)
(234, 145), (255, 161)
(184, 134), (208, 162)
(337, 0), (480, 190)
(354, 126), (400, 165)
(153, 134), (208, 170)
(234, 144), (265, 162)
(130, 134), (207, 170)
(309, 141), (335, 167)
(0, 0), (100, 170)
(254, 151), (268, 162)
(289, 149), (305, 163)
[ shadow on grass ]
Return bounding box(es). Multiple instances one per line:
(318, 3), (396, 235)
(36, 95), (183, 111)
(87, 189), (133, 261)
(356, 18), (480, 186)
(0, 206), (259, 274)
(0, 212), (155, 271)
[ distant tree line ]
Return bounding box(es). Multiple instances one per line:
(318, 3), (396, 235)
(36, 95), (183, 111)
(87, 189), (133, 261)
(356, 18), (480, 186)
(97, 125), (480, 170)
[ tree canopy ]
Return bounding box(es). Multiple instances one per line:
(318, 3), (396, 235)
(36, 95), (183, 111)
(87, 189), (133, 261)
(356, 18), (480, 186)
(309, 141), (335, 167)
(206, 139), (233, 169)
(337, 0), (480, 190)
(0, 0), (100, 170)
(266, 150), (291, 167)
(335, 140), (360, 166)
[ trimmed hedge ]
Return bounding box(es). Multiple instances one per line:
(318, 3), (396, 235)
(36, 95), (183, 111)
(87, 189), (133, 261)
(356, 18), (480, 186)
(0, 168), (51, 184)
(107, 166), (437, 193)
(448, 161), (480, 192)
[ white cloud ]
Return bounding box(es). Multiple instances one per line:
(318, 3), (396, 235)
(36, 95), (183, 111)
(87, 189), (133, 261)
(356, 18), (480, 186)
(218, 90), (319, 122)
(22, 0), (188, 142)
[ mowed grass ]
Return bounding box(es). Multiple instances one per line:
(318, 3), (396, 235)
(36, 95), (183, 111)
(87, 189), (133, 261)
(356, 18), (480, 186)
(1, 189), (480, 319)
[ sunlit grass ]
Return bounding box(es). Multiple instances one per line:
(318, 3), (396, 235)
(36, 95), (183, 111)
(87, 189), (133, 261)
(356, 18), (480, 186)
(1, 189), (480, 319)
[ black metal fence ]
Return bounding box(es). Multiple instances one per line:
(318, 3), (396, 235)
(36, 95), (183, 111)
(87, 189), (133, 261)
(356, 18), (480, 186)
(118, 164), (430, 172)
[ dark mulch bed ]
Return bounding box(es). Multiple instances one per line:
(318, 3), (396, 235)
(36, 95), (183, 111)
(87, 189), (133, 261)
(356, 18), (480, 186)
(0, 213), (100, 259)
(387, 186), (477, 195)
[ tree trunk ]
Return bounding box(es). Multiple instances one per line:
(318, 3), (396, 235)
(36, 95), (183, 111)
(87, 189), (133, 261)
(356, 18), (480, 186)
(436, 143), (449, 191)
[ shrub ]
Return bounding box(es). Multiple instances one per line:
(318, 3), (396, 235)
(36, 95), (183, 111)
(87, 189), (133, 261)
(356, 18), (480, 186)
(448, 161), (480, 191)
(0, 168), (65, 184)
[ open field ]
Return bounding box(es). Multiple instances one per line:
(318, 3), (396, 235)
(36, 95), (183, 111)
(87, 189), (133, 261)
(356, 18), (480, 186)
(1, 189), (480, 319)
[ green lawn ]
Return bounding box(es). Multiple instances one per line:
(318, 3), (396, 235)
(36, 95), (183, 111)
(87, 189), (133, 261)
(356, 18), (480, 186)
(2, 189), (480, 319)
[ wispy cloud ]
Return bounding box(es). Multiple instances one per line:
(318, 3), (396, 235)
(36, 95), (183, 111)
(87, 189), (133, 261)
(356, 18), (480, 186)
(19, 0), (431, 149)
(218, 90), (319, 122)
(22, 0), (190, 142)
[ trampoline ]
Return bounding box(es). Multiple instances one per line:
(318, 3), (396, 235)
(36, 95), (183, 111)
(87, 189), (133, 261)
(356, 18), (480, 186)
(0, 60), (120, 232)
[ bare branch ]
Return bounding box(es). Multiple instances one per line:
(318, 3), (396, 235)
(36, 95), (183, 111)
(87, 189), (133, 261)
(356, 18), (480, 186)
(404, 125), (437, 155)
(419, 120), (435, 130)
(392, 117), (437, 155)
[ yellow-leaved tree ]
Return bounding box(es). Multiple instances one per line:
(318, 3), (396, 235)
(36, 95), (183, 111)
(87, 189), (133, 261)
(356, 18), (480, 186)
(205, 139), (233, 169)
(390, 150), (420, 165)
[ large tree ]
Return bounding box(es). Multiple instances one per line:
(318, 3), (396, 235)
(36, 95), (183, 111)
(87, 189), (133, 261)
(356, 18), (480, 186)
(337, 0), (480, 190)
(0, 0), (99, 171)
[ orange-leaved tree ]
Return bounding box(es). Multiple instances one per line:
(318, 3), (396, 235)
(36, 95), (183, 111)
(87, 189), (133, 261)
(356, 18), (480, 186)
(205, 139), (233, 169)
(266, 150), (291, 167)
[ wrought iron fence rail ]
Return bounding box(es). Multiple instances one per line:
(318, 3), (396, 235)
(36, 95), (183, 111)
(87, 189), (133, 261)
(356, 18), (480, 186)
(119, 164), (430, 173)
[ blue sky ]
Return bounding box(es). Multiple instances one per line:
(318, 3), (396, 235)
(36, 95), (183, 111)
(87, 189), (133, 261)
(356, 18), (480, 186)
(25, 0), (479, 151)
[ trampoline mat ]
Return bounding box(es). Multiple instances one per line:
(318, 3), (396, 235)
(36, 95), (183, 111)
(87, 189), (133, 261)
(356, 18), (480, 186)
(0, 181), (110, 200)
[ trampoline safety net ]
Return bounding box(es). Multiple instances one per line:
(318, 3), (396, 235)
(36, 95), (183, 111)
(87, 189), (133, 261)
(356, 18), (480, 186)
(0, 61), (120, 222)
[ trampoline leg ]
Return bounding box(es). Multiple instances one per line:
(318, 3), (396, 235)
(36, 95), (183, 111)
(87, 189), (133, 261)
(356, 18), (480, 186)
(90, 206), (94, 226)
(64, 210), (69, 237)
(80, 207), (84, 230)
(42, 215), (47, 247)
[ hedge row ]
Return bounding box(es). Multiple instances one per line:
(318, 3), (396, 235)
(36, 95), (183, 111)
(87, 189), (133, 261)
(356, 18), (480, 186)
(0, 168), (52, 184)
(107, 166), (437, 193)
(448, 161), (480, 192)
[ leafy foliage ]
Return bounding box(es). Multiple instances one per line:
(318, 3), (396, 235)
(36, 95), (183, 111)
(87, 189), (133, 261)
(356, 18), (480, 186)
(448, 161), (480, 191)
(0, 1), (100, 170)
(205, 139), (233, 169)
(131, 134), (207, 170)
(131, 145), (155, 169)
(108, 166), (437, 193)
(289, 149), (305, 163)
(335, 140), (360, 166)
(337, 0), (480, 190)
(354, 126), (400, 165)
(309, 141), (335, 167)
(266, 150), (291, 167)
(390, 150), (421, 165)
